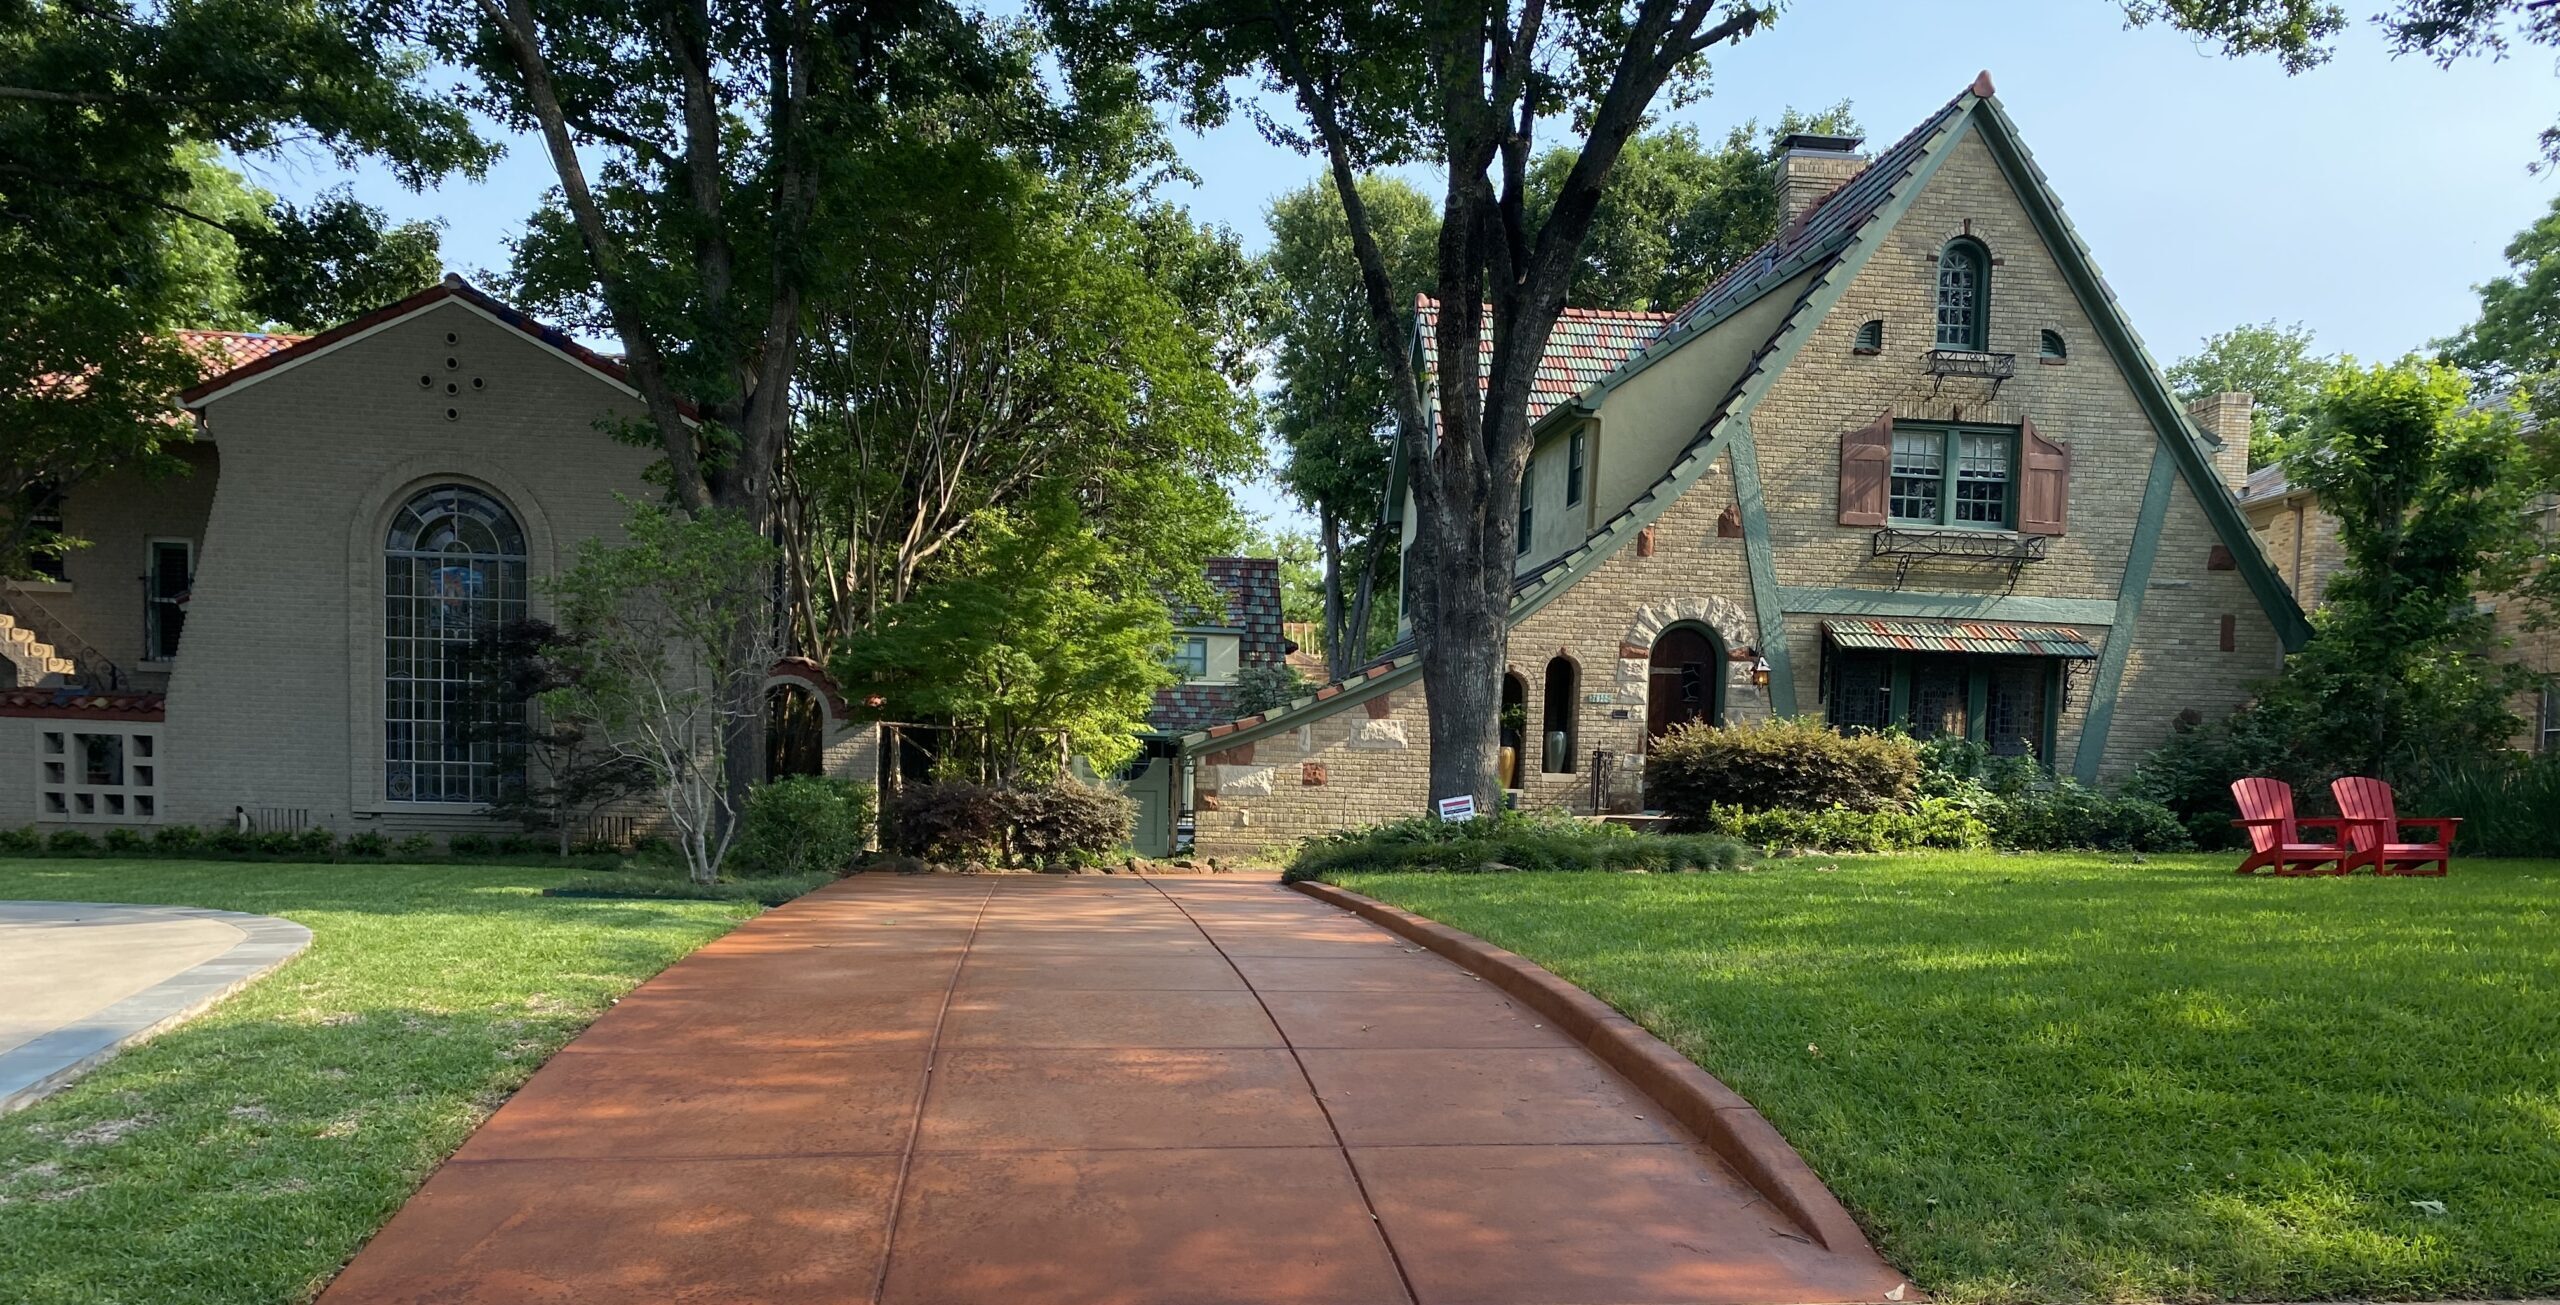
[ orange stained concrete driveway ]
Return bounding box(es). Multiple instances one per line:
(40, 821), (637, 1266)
(317, 872), (1912, 1305)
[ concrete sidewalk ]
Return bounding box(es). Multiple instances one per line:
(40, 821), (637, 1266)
(318, 873), (1910, 1305)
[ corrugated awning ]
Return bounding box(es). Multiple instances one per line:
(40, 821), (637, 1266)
(1821, 617), (2097, 659)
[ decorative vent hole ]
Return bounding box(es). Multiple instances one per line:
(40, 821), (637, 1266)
(445, 356), (459, 370)
(444, 407), (460, 421)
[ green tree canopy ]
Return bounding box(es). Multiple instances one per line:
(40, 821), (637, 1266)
(2443, 192), (2560, 386)
(1261, 174), (1436, 676)
(2166, 321), (2336, 469)
(832, 491), (1178, 786)
(0, 0), (482, 574)
(1526, 105), (1859, 313)
(2261, 359), (2533, 779)
(770, 41), (1258, 660)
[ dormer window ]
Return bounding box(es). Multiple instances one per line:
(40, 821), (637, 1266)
(1935, 239), (1989, 349)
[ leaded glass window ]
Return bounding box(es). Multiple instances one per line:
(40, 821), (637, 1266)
(384, 485), (526, 803)
(1889, 431), (1944, 522)
(1829, 653), (1893, 732)
(1936, 241), (1987, 349)
(1985, 663), (2047, 757)
(1953, 432), (2013, 524)
(1170, 635), (1209, 679)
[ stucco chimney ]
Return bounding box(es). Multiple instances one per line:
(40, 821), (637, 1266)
(2188, 392), (2255, 494)
(1775, 133), (1866, 227)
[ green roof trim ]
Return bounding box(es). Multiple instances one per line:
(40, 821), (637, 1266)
(1175, 655), (1421, 752)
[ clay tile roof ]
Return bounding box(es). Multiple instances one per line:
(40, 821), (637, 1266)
(1412, 300), (1676, 426)
(174, 329), (306, 379)
(0, 688), (167, 721)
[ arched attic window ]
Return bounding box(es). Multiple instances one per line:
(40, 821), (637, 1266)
(1853, 319), (1884, 355)
(1935, 239), (1989, 350)
(2039, 329), (2067, 362)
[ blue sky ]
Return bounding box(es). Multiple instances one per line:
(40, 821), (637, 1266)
(253, 1), (2556, 529)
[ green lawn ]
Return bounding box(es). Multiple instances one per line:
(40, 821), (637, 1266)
(1334, 854), (2560, 1304)
(0, 859), (761, 1305)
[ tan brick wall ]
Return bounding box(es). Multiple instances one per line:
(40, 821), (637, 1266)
(1189, 686), (1436, 858)
(2244, 495), (2346, 608)
(161, 300), (660, 837)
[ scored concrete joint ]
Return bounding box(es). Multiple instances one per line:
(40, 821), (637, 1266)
(1291, 879), (1879, 1259)
(0, 901), (312, 1113)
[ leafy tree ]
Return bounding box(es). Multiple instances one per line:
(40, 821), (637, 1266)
(545, 503), (782, 883)
(0, 0), (482, 576)
(2443, 192), (2560, 386)
(2257, 359), (2534, 781)
(1047, 0), (1782, 809)
(401, 0), (993, 825)
(777, 49), (1257, 659)
(2125, 1), (2560, 164)
(1261, 176), (1436, 678)
(1526, 105), (1859, 312)
(1245, 524), (1326, 627)
(1233, 661), (1311, 716)
(831, 492), (1177, 787)
(2167, 321), (2336, 469)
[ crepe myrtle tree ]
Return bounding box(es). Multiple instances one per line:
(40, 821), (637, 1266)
(544, 501), (782, 883)
(1044, 0), (1773, 808)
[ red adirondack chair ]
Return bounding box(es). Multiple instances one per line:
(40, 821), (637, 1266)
(2229, 777), (2351, 876)
(2331, 776), (2459, 876)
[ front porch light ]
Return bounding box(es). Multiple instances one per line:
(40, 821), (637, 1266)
(1750, 654), (1772, 689)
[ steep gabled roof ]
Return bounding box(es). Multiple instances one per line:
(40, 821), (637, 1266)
(1196, 75), (2311, 755)
(175, 329), (306, 377)
(180, 274), (695, 421)
(1411, 300), (1674, 427)
(1151, 557), (1295, 735)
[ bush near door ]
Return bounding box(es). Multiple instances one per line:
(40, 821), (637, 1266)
(1647, 716), (1919, 817)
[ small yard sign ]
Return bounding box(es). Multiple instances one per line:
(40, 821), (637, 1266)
(1435, 794), (1479, 823)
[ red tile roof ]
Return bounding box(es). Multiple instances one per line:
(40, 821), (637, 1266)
(180, 275), (696, 420)
(0, 688), (166, 721)
(174, 329), (306, 379)
(1413, 299), (1675, 426)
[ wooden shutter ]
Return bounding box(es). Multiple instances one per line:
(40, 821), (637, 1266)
(2019, 417), (2069, 536)
(1837, 412), (1892, 526)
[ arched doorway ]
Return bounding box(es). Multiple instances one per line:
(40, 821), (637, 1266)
(765, 683), (825, 781)
(1646, 622), (1724, 747)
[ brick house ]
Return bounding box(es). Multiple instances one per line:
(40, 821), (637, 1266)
(2, 276), (877, 838)
(1120, 557), (1293, 854)
(1175, 75), (2310, 857)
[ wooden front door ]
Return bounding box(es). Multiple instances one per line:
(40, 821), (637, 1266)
(1646, 624), (1722, 746)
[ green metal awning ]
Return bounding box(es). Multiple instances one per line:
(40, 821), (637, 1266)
(1821, 617), (2097, 659)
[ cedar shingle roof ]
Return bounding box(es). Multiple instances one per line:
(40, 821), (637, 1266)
(1412, 300), (1676, 426)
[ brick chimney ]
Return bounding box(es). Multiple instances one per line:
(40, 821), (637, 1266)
(2187, 392), (2254, 494)
(1775, 133), (1866, 227)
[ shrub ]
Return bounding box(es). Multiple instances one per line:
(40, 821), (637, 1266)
(394, 833), (435, 858)
(496, 834), (551, 856)
(448, 833), (495, 856)
(0, 825), (42, 855)
(151, 824), (204, 855)
(205, 827), (257, 855)
(345, 831), (392, 858)
(883, 781), (1009, 863)
(102, 827), (147, 854)
(46, 829), (98, 855)
(1646, 717), (1918, 824)
(1004, 783), (1133, 867)
(1284, 808), (1744, 882)
(2401, 751), (2560, 857)
(1695, 796), (1992, 853)
(735, 777), (876, 876)
(292, 828), (338, 859)
(2127, 706), (2315, 848)
(1981, 778), (2191, 852)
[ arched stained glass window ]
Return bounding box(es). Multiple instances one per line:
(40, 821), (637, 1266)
(1935, 240), (1989, 349)
(385, 485), (527, 803)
